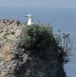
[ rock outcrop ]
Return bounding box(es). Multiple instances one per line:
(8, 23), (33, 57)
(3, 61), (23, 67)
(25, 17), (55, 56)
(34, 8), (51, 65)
(0, 19), (66, 77)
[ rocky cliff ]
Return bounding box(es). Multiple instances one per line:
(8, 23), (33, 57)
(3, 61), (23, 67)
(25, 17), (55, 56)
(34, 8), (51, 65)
(0, 19), (66, 77)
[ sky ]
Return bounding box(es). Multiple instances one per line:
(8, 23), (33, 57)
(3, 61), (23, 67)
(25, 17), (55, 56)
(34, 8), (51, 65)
(0, 0), (76, 8)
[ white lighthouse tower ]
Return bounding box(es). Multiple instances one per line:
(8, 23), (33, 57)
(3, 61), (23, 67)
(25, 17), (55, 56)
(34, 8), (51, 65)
(25, 14), (33, 25)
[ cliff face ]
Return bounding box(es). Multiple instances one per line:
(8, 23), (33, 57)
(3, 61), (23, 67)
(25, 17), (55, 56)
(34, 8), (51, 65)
(0, 19), (66, 77)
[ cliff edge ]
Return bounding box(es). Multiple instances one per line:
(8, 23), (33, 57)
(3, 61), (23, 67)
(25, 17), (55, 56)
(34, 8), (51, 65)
(0, 19), (66, 77)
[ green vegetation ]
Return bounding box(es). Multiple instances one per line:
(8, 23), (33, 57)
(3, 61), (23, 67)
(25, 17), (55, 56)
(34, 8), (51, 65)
(4, 32), (10, 36)
(20, 24), (71, 63)
(3, 31), (15, 39)
(3, 35), (7, 39)
(54, 34), (61, 45)
(11, 31), (15, 35)
(3, 32), (9, 39)
(20, 24), (53, 51)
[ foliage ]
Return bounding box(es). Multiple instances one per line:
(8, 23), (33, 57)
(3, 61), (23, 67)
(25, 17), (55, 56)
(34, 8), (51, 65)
(11, 31), (15, 35)
(20, 24), (71, 63)
(3, 32), (9, 39)
(54, 34), (61, 45)
(20, 24), (53, 51)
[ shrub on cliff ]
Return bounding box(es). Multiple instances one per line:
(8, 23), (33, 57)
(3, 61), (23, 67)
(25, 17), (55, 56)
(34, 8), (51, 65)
(54, 34), (61, 46)
(20, 24), (53, 51)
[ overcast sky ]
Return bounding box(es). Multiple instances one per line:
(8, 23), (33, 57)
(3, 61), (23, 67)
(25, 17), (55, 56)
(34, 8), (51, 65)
(0, 0), (76, 8)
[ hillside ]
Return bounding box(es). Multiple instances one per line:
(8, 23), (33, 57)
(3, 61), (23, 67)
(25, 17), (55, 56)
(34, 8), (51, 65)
(0, 19), (66, 77)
